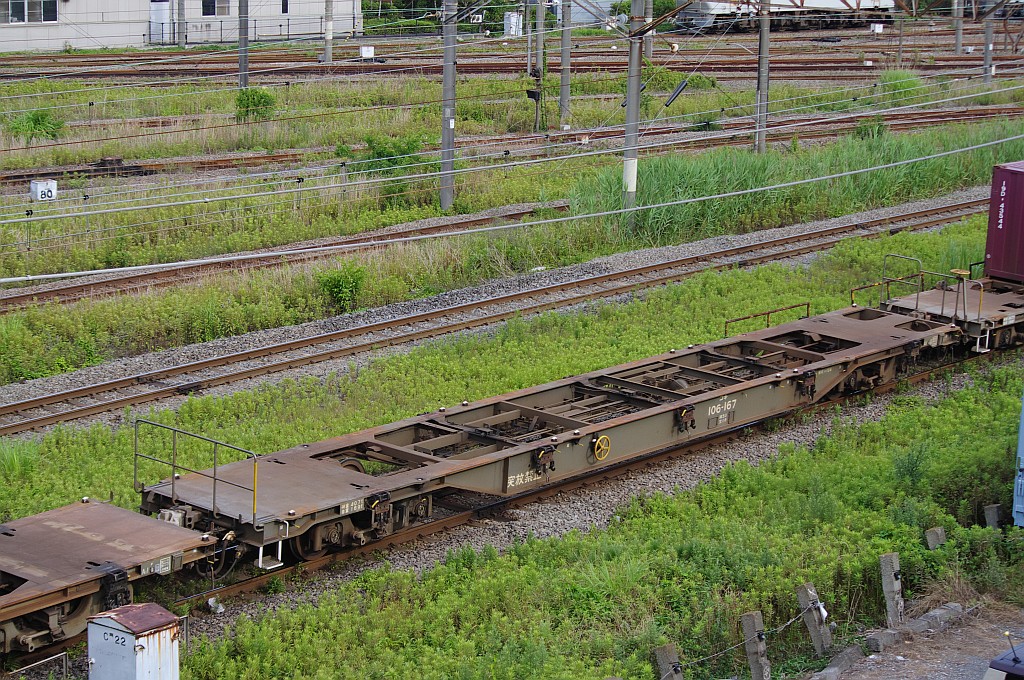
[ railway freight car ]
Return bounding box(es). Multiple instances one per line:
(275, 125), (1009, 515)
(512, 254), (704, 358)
(3, 164), (1024, 658)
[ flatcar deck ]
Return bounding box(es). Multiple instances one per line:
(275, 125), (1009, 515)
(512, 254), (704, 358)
(140, 305), (963, 555)
(0, 501), (209, 652)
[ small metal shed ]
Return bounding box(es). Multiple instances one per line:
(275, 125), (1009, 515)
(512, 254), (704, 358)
(88, 603), (180, 680)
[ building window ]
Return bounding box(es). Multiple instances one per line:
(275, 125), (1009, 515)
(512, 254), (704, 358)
(282, 0), (288, 13)
(201, 0), (229, 16)
(1, 0), (57, 23)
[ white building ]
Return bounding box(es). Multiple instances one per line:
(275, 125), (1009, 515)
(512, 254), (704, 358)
(0, 0), (362, 51)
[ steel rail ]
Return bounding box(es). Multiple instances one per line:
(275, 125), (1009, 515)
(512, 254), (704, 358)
(0, 197), (987, 436)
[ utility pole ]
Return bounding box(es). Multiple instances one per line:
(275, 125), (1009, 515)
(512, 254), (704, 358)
(177, 0), (186, 48)
(324, 0), (333, 63)
(559, 0), (572, 126)
(897, 16), (904, 67)
(622, 0), (643, 227)
(239, 0), (250, 88)
(533, 0), (546, 131)
(643, 0), (653, 59)
(526, 1), (534, 76)
(953, 0), (963, 54)
(755, 2), (769, 153)
(440, 0), (457, 210)
(984, 13), (994, 83)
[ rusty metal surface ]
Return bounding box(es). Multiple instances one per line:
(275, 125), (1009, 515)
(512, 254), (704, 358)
(0, 501), (207, 614)
(886, 281), (1024, 327)
(88, 602), (179, 634)
(146, 304), (964, 543)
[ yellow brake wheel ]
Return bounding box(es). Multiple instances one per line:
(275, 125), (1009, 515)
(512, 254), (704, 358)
(592, 435), (611, 461)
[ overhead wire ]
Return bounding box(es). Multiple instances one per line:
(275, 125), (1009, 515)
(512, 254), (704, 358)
(5, 66), (1022, 227)
(3, 125), (1020, 284)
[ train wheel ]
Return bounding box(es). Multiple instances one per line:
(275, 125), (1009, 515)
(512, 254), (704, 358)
(290, 533), (327, 561)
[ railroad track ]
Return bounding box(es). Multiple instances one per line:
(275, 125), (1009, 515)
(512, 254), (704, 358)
(3, 105), (1019, 187)
(0, 51), (1011, 80)
(0, 197), (987, 437)
(0, 205), (570, 312)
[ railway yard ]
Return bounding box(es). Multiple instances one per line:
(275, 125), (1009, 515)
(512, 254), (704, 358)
(1, 7), (1024, 680)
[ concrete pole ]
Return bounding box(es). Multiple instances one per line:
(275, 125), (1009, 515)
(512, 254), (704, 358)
(643, 0), (653, 58)
(954, 0), (963, 54)
(984, 17), (995, 83)
(897, 17), (904, 67)
(534, 0), (546, 131)
(526, 1), (534, 76)
(177, 0), (186, 48)
(559, 0), (572, 126)
(324, 0), (333, 63)
(622, 0), (644, 227)
(741, 611), (771, 680)
(239, 0), (250, 88)
(440, 0), (457, 210)
(536, 0), (546, 75)
(880, 552), (906, 629)
(796, 582), (833, 657)
(755, 2), (770, 153)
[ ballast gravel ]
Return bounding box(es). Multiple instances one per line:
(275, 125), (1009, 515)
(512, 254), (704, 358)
(0, 185), (990, 434)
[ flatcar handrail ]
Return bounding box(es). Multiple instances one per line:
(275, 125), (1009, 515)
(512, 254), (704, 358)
(133, 419), (259, 525)
(723, 301), (810, 337)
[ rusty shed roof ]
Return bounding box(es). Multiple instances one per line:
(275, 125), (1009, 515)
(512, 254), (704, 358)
(89, 603), (178, 634)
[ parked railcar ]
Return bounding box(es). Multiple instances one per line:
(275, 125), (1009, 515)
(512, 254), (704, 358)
(3, 163), (1024, 658)
(674, 0), (895, 31)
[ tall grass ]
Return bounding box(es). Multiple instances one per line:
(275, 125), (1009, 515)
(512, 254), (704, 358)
(570, 118), (1024, 244)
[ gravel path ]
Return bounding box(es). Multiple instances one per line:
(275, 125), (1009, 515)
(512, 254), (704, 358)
(0, 185), (990, 435)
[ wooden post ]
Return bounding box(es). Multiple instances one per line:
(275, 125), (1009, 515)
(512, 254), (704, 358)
(880, 552), (905, 629)
(741, 610), (771, 680)
(796, 582), (833, 657)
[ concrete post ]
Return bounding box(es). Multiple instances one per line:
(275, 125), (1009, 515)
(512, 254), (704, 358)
(653, 643), (682, 678)
(643, 0), (653, 59)
(440, 0), (457, 210)
(239, 0), (250, 88)
(559, 0), (572, 126)
(796, 582), (833, 657)
(741, 610), (771, 680)
(622, 0), (643, 228)
(925, 526), (947, 549)
(897, 17), (904, 67)
(324, 0), (333, 63)
(536, 0), (546, 75)
(984, 17), (994, 83)
(985, 503), (1001, 528)
(954, 0), (964, 55)
(526, 1), (534, 76)
(755, 2), (770, 153)
(177, 0), (186, 48)
(880, 552), (905, 629)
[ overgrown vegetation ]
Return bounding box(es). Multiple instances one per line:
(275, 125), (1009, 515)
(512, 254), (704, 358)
(0, 221), (986, 519)
(235, 87), (276, 122)
(180, 365), (1023, 679)
(572, 118), (1024, 244)
(5, 110), (64, 142)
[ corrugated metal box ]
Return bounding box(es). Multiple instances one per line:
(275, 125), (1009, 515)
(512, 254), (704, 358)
(986, 162), (1024, 284)
(88, 603), (179, 680)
